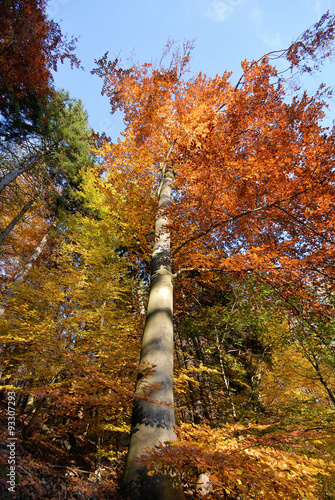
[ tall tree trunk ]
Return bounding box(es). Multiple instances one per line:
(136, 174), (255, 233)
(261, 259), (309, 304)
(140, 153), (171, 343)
(121, 163), (185, 500)
(0, 230), (50, 317)
(0, 145), (52, 193)
(0, 194), (37, 245)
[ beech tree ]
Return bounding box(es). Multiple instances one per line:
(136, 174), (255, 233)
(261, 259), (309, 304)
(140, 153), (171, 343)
(92, 12), (335, 499)
(1, 7), (335, 499)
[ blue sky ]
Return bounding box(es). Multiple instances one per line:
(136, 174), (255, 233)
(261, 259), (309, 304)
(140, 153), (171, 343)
(47, 0), (335, 138)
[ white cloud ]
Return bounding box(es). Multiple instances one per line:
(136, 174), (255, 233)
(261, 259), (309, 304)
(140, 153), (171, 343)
(203, 0), (248, 23)
(206, 1), (234, 22)
(247, 2), (282, 49)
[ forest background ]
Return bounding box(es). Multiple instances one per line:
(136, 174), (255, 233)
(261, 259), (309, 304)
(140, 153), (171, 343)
(0, 1), (335, 499)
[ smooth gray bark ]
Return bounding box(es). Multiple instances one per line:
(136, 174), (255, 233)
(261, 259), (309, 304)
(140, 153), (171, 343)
(0, 194), (37, 245)
(0, 145), (52, 194)
(0, 231), (50, 317)
(121, 164), (185, 499)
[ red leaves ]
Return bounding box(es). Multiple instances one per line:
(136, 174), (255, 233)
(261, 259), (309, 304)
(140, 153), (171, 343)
(0, 0), (80, 101)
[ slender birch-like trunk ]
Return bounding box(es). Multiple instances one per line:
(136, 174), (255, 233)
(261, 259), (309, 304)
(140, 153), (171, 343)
(0, 145), (53, 194)
(0, 194), (38, 245)
(215, 331), (238, 421)
(180, 336), (206, 424)
(0, 230), (50, 317)
(121, 163), (185, 499)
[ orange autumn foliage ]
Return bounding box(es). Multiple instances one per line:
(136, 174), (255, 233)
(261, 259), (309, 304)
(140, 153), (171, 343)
(139, 422), (335, 499)
(94, 28), (335, 311)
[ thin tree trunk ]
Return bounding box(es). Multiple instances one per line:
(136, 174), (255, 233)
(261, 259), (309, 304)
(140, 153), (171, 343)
(192, 336), (216, 423)
(22, 373), (60, 439)
(0, 194), (37, 245)
(215, 331), (238, 421)
(174, 328), (193, 424)
(22, 397), (46, 439)
(311, 358), (335, 405)
(121, 162), (185, 500)
(0, 145), (52, 193)
(301, 344), (335, 406)
(0, 230), (50, 317)
(95, 432), (102, 483)
(180, 336), (205, 424)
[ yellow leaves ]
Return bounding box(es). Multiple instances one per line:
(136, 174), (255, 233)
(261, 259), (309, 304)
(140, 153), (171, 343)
(100, 422), (130, 433)
(79, 169), (114, 218)
(0, 384), (22, 392)
(260, 336), (335, 416)
(0, 211), (141, 430)
(175, 369), (199, 387)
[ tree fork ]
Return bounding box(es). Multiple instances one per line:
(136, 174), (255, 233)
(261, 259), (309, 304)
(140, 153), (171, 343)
(121, 163), (185, 499)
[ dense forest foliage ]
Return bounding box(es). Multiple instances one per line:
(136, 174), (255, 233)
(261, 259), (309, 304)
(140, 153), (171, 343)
(0, 2), (335, 499)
